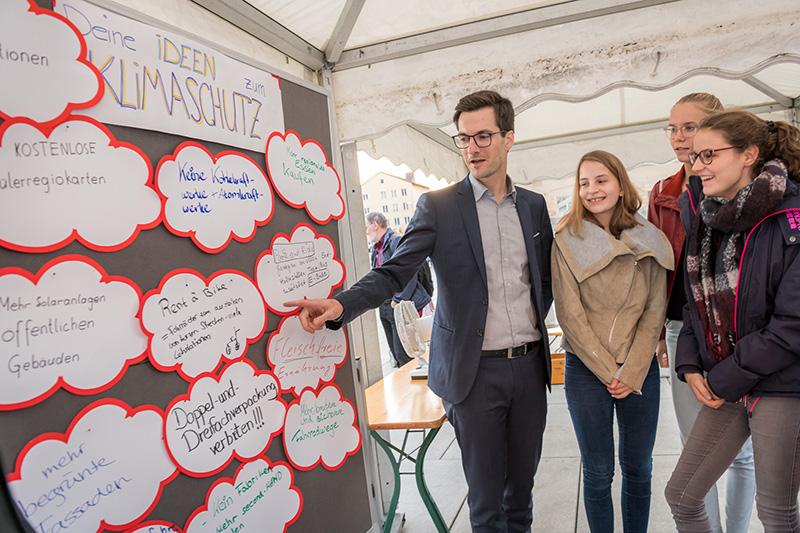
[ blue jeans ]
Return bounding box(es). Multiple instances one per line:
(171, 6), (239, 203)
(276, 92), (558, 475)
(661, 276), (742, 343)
(565, 352), (660, 533)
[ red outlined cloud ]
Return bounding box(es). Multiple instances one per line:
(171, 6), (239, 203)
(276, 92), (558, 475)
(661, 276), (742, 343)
(184, 457), (301, 533)
(267, 315), (347, 396)
(156, 142), (274, 253)
(266, 130), (344, 224)
(282, 385), (361, 471)
(164, 360), (287, 477)
(0, 0), (103, 128)
(0, 255), (147, 410)
(255, 223), (345, 315)
(0, 116), (160, 253)
(7, 398), (178, 533)
(140, 269), (266, 382)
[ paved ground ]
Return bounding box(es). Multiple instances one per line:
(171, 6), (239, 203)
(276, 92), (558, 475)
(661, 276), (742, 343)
(372, 316), (764, 532)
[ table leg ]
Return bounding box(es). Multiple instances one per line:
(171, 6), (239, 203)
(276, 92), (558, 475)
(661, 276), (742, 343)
(415, 426), (449, 532)
(371, 429), (401, 533)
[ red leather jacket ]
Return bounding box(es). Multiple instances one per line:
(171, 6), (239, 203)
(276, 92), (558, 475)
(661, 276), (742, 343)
(647, 167), (686, 337)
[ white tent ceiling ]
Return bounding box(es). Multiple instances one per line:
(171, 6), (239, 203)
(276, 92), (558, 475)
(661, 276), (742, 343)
(179, 0), (799, 204)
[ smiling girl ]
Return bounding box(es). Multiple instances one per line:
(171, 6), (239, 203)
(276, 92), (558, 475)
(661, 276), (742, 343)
(665, 111), (800, 532)
(552, 150), (673, 532)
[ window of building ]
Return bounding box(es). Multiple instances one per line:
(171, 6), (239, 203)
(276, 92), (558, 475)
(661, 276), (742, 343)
(404, 216), (410, 224)
(380, 191), (387, 199)
(364, 207), (369, 214)
(391, 190), (397, 198)
(401, 188), (408, 196)
(380, 178), (384, 184)
(402, 202), (410, 210)
(362, 193), (368, 201)
(382, 205), (389, 213)
(557, 194), (572, 217)
(392, 203), (399, 212)
(394, 218), (401, 226)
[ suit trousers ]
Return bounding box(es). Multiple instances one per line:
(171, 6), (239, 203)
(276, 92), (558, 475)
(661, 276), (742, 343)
(443, 344), (548, 533)
(666, 398), (800, 532)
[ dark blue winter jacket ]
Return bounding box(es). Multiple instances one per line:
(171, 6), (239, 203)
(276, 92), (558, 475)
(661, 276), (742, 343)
(676, 173), (800, 401)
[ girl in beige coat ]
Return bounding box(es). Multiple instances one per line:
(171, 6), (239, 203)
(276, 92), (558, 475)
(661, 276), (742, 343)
(552, 150), (673, 533)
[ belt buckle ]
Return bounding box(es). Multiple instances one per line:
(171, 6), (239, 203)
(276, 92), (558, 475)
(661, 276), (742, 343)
(507, 346), (519, 359)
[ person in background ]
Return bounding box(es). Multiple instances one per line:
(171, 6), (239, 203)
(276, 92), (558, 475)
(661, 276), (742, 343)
(665, 111), (800, 531)
(553, 150), (673, 532)
(287, 90), (553, 532)
(365, 211), (431, 367)
(648, 93), (755, 533)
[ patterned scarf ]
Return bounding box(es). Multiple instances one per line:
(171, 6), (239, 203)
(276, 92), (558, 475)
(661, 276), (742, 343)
(686, 159), (788, 362)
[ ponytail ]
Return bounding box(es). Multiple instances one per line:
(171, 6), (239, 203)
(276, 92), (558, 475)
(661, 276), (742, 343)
(766, 120), (800, 180)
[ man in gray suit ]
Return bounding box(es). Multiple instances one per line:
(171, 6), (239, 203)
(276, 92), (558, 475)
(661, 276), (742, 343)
(287, 90), (553, 532)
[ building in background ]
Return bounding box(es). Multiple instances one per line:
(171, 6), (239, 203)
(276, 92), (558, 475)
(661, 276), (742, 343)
(361, 172), (430, 234)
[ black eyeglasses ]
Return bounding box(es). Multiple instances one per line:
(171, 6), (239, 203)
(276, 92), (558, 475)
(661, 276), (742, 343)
(688, 146), (736, 165)
(452, 131), (507, 149)
(663, 125), (698, 138)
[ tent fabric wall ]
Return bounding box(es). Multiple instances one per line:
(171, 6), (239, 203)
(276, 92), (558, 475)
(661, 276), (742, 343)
(509, 107), (795, 204)
(356, 124), (466, 182)
(331, 0), (800, 142)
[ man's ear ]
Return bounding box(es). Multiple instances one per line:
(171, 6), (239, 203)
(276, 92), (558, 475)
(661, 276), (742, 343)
(504, 129), (515, 150)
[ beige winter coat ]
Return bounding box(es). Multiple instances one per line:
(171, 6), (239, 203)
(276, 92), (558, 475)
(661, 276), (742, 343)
(552, 215), (674, 392)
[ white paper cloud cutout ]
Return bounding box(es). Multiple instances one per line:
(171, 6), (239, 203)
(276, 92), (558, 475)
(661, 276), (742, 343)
(0, 0), (102, 126)
(266, 130), (344, 224)
(283, 385), (361, 471)
(141, 270), (266, 381)
(164, 360), (287, 477)
(157, 142), (274, 253)
(267, 315), (347, 396)
(184, 457), (301, 533)
(255, 224), (345, 315)
(0, 256), (147, 409)
(8, 399), (177, 533)
(0, 117), (160, 252)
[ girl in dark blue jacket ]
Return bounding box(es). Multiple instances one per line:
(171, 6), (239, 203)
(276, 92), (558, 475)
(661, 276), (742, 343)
(665, 110), (800, 532)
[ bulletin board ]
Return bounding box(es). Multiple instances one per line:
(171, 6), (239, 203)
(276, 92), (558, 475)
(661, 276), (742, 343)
(0, 1), (372, 532)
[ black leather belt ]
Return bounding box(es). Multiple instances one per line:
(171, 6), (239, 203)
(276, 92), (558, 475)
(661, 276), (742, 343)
(481, 341), (537, 359)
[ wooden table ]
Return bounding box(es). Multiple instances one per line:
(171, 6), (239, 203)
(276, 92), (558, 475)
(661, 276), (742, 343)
(364, 358), (448, 533)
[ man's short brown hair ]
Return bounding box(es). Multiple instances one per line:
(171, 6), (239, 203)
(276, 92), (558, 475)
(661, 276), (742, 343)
(453, 90), (515, 133)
